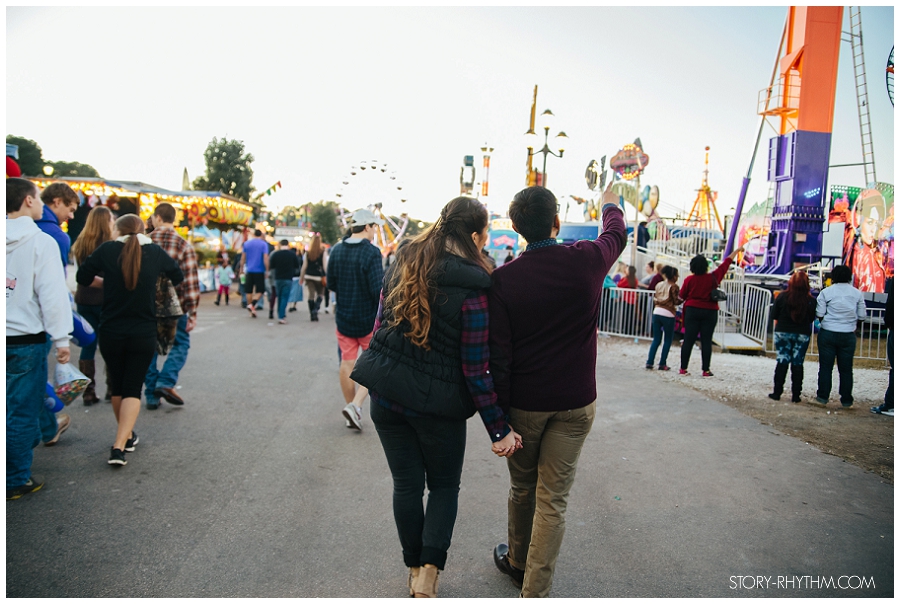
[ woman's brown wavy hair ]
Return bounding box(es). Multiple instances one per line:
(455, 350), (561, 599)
(385, 197), (491, 349)
(115, 214), (145, 291)
(307, 234), (323, 262)
(72, 206), (113, 264)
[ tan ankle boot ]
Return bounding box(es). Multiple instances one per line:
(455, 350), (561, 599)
(412, 564), (439, 598)
(408, 567), (420, 596)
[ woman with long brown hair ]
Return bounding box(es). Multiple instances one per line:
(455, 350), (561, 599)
(769, 271), (817, 402)
(351, 196), (521, 598)
(298, 233), (328, 321)
(71, 206), (114, 405)
(76, 214), (183, 466)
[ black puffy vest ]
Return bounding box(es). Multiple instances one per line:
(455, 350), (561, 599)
(351, 253), (491, 420)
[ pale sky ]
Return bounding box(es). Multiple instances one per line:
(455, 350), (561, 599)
(6, 6), (895, 223)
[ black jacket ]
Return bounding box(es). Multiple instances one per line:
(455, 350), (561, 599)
(351, 253), (491, 420)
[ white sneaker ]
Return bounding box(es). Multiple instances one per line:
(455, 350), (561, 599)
(342, 403), (362, 430)
(884, 409), (894, 417)
(345, 418), (352, 428)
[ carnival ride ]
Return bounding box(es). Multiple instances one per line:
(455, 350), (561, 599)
(335, 159), (410, 250)
(725, 6), (892, 295)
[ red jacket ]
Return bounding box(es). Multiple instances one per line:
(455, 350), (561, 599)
(680, 257), (733, 310)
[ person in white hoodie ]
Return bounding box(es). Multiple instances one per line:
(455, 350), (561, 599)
(6, 178), (73, 501)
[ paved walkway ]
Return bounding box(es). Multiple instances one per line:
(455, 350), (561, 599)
(7, 295), (893, 597)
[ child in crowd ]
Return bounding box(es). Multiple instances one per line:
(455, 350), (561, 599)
(646, 265), (681, 370)
(214, 258), (234, 306)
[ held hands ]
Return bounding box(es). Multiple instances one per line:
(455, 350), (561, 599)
(491, 429), (523, 458)
(56, 346), (70, 365)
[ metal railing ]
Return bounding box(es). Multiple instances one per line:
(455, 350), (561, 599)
(599, 287), (656, 340)
(764, 308), (889, 361)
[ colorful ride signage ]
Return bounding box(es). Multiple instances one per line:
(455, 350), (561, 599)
(610, 143), (649, 181)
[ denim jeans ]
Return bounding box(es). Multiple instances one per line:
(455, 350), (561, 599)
(886, 330), (894, 408)
(76, 303), (102, 360)
(646, 314), (675, 367)
(816, 328), (856, 405)
(144, 314), (190, 404)
(7, 339), (51, 488)
(507, 402), (595, 597)
(370, 402), (467, 571)
(275, 279), (292, 320)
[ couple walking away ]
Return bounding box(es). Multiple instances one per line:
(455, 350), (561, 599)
(352, 183), (626, 597)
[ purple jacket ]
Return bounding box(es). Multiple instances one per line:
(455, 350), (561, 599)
(488, 205), (627, 413)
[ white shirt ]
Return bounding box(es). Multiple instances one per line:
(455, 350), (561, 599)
(816, 282), (867, 333)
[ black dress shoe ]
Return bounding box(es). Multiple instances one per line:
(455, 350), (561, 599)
(154, 387), (184, 406)
(493, 543), (524, 588)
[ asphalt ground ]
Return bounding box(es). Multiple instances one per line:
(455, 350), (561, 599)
(6, 293), (894, 597)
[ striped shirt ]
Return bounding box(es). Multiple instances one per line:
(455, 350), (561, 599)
(370, 290), (510, 442)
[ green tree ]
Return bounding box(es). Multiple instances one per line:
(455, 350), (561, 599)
(192, 136), (255, 201)
(310, 201), (341, 244)
(6, 135), (44, 176)
(48, 160), (100, 178)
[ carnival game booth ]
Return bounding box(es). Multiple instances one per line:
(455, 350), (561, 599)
(28, 176), (261, 292)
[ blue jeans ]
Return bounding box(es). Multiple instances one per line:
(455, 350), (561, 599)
(371, 402), (467, 570)
(275, 279), (292, 320)
(76, 303), (102, 360)
(144, 314), (190, 405)
(885, 330), (893, 408)
(7, 339), (51, 488)
(647, 314), (675, 367)
(816, 328), (856, 405)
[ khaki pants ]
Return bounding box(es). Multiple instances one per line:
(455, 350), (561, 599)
(506, 402), (596, 597)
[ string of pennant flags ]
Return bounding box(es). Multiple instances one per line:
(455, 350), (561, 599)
(263, 181), (282, 196)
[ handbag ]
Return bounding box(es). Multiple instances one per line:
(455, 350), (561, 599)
(156, 275), (184, 355)
(710, 288), (728, 302)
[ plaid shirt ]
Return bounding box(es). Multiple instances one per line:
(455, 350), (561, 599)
(326, 238), (384, 338)
(370, 290), (510, 443)
(150, 226), (200, 318)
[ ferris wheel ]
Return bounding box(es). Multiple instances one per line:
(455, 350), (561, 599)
(335, 159), (410, 250)
(887, 46), (894, 107)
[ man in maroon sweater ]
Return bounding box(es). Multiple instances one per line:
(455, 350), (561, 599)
(489, 184), (626, 597)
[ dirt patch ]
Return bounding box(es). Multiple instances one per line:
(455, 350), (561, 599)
(599, 337), (894, 483)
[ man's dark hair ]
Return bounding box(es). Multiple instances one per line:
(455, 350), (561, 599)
(831, 264), (853, 284)
(40, 182), (79, 207)
(254, 229), (263, 237)
(153, 202), (177, 223)
(689, 254), (709, 275)
(508, 186), (558, 243)
(7, 178), (37, 214)
(351, 224), (368, 234)
(279, 239), (289, 246)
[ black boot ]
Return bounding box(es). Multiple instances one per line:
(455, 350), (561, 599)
(790, 364), (803, 403)
(308, 300), (317, 321)
(214, 293), (221, 305)
(768, 362), (788, 400)
(315, 295), (323, 313)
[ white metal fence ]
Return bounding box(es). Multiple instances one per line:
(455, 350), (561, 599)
(764, 307), (889, 361)
(599, 287), (655, 340)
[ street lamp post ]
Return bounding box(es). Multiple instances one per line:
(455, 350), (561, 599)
(525, 109), (568, 187)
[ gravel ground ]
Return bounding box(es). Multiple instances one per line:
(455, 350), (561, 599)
(598, 336), (894, 481)
(598, 335), (890, 405)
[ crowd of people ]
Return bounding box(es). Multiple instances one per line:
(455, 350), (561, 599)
(7, 176), (892, 598)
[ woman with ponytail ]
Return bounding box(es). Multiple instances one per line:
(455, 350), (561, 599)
(351, 197), (521, 598)
(76, 214), (183, 467)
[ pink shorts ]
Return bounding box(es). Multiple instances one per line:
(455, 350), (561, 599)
(336, 329), (373, 361)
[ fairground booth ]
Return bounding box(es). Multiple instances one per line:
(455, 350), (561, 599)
(27, 176), (262, 291)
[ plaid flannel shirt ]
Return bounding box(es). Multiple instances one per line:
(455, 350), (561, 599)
(150, 226), (200, 318)
(370, 290), (510, 442)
